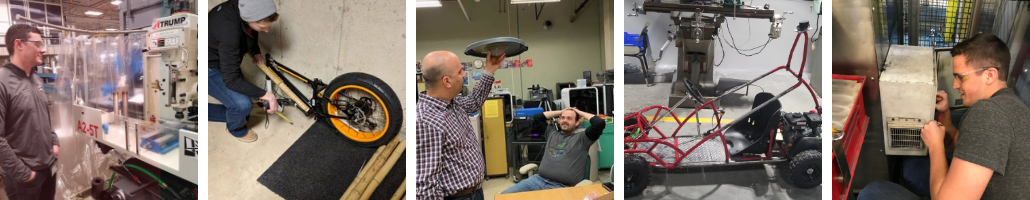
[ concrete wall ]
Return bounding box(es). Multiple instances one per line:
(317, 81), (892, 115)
(416, 0), (609, 98)
(208, 0), (407, 108)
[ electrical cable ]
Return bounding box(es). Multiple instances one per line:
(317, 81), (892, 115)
(123, 164), (164, 186)
(108, 172), (116, 189)
(723, 19), (769, 51)
(715, 35), (727, 66)
(810, 15), (822, 42)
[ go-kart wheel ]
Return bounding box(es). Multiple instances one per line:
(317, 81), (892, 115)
(787, 149), (821, 189)
(625, 154), (652, 197)
(323, 72), (403, 147)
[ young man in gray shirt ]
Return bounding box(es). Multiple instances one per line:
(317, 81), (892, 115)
(501, 107), (606, 194)
(859, 34), (1030, 200)
(0, 24), (60, 200)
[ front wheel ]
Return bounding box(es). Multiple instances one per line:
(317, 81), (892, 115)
(322, 72), (403, 147)
(787, 149), (821, 189)
(625, 154), (652, 197)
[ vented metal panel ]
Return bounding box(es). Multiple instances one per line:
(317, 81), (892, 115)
(889, 128), (924, 149)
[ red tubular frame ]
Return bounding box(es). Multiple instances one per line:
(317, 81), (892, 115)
(625, 31), (818, 169)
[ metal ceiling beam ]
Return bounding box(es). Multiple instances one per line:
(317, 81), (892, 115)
(456, 0), (470, 21)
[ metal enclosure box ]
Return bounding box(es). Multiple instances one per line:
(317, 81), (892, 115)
(880, 45), (937, 156)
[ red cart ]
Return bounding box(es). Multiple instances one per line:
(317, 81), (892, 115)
(624, 29), (823, 197)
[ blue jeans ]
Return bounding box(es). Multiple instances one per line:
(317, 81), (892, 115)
(501, 174), (567, 194)
(444, 188), (483, 200)
(858, 180), (920, 200)
(208, 68), (253, 137)
(902, 155), (954, 197)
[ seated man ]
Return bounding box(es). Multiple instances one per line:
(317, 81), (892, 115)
(501, 107), (605, 194)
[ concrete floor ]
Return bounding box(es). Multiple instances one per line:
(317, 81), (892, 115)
(624, 0), (824, 196)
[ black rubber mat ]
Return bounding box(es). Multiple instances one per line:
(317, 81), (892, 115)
(257, 121), (406, 199)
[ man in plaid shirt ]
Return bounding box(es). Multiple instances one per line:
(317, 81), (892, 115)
(417, 50), (504, 200)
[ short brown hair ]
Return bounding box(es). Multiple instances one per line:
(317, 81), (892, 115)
(259, 13), (279, 22)
(5, 24), (41, 55)
(951, 33), (1011, 80)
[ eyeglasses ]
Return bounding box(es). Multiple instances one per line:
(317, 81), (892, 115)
(17, 39), (45, 50)
(953, 67), (996, 83)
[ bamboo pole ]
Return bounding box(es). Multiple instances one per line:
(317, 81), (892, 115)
(389, 179), (405, 200)
(254, 61), (310, 112)
(342, 138), (401, 200)
(359, 141), (406, 200)
(340, 143), (387, 200)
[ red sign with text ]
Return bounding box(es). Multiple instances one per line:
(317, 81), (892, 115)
(78, 121), (99, 138)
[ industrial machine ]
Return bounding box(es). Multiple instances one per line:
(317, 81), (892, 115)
(624, 24), (820, 197)
(879, 45), (936, 156)
(629, 0), (791, 108)
(86, 13), (200, 200)
(562, 87), (601, 116)
(145, 13), (199, 122)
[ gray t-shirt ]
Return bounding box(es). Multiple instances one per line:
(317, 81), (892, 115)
(953, 88), (1030, 199)
(534, 114), (605, 186)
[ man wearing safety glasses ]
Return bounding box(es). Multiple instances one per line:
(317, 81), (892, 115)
(860, 34), (1030, 200)
(209, 0), (279, 143)
(0, 24), (60, 199)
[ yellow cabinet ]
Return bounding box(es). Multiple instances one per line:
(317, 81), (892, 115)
(482, 98), (508, 176)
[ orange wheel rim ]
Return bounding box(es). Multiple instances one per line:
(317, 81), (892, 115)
(326, 85), (389, 142)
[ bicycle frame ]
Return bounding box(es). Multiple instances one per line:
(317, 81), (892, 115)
(256, 54), (367, 121)
(624, 31), (821, 169)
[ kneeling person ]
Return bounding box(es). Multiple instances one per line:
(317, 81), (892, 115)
(501, 107), (605, 194)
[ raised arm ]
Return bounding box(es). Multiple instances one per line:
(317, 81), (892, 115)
(454, 52), (504, 114)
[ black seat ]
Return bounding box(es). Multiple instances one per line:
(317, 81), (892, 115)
(723, 92), (782, 155)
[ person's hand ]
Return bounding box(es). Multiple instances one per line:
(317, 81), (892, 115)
(53, 145), (58, 158)
(23, 171), (35, 182)
(254, 54), (267, 67)
(260, 92), (278, 114)
(485, 51), (506, 74)
(935, 90), (949, 112)
(921, 120), (947, 151)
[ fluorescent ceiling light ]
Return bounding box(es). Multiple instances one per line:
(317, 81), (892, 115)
(511, 0), (560, 4)
(416, 0), (442, 8)
(111, 0), (121, 5)
(105, 28), (116, 31)
(85, 11), (103, 16)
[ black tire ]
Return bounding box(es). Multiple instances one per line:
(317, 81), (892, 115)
(625, 154), (652, 197)
(787, 149), (821, 189)
(322, 72), (403, 147)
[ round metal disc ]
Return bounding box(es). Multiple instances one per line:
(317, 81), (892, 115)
(464, 37), (529, 58)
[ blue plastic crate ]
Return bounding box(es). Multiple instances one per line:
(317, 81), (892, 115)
(514, 107), (544, 118)
(624, 32), (643, 47)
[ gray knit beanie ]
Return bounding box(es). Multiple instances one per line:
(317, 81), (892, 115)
(238, 0), (276, 22)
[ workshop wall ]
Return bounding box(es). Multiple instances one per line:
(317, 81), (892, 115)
(416, 0), (607, 99)
(623, 0), (822, 89)
(208, 0), (407, 109)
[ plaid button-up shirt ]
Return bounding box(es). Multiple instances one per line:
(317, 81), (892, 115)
(416, 74), (494, 200)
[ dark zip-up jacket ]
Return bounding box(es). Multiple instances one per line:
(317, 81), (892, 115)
(209, 0), (265, 98)
(0, 62), (58, 182)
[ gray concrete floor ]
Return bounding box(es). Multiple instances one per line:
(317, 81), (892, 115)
(207, 103), (408, 200)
